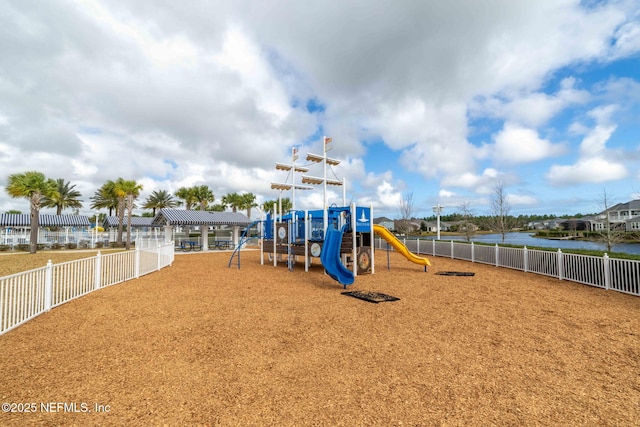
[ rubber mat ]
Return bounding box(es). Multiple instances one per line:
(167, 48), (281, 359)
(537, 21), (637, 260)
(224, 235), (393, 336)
(341, 291), (400, 303)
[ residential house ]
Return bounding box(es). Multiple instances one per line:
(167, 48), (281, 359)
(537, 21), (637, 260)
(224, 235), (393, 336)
(596, 199), (640, 232)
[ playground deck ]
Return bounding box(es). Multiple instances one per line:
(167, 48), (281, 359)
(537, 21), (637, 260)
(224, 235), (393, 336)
(1, 250), (639, 426)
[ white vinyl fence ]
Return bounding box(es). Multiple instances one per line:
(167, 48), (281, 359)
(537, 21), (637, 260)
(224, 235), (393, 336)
(377, 237), (640, 297)
(0, 239), (174, 336)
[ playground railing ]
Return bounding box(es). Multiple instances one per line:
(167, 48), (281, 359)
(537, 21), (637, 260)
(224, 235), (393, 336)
(375, 237), (640, 297)
(0, 239), (174, 336)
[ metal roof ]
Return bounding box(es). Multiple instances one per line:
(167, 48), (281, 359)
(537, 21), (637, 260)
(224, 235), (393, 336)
(0, 214), (91, 227)
(151, 209), (252, 226)
(102, 216), (160, 228)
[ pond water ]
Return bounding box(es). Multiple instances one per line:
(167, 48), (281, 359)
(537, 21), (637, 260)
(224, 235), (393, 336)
(421, 233), (640, 255)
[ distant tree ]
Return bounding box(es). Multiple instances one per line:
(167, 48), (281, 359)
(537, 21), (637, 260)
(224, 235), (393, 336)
(115, 179), (143, 250)
(489, 181), (514, 243)
(5, 209), (22, 214)
(90, 181), (119, 216)
(5, 171), (58, 254)
(208, 203), (226, 212)
(192, 185), (215, 211)
(222, 192), (245, 212)
(175, 187), (197, 210)
(143, 190), (178, 215)
(263, 198), (292, 216)
(175, 186), (198, 239)
(105, 179), (126, 247)
(596, 188), (625, 253)
(191, 185), (215, 244)
(396, 191), (415, 235)
(43, 178), (83, 215)
(241, 193), (258, 219)
(458, 201), (476, 242)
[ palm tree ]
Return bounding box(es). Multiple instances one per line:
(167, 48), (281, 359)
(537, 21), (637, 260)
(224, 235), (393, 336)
(5, 171), (58, 254)
(143, 190), (178, 216)
(241, 193), (257, 219)
(90, 181), (119, 216)
(191, 185), (214, 245)
(175, 187), (197, 210)
(192, 185), (215, 211)
(43, 178), (83, 215)
(222, 192), (245, 212)
(263, 198), (292, 216)
(111, 179), (127, 247)
(175, 187), (198, 240)
(115, 179), (143, 250)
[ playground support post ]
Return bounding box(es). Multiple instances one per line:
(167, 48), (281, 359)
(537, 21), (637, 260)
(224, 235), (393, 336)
(305, 211), (310, 272)
(351, 202), (357, 278)
(370, 204), (375, 275)
(272, 208), (277, 267)
(323, 136), (328, 240)
(259, 209), (264, 266)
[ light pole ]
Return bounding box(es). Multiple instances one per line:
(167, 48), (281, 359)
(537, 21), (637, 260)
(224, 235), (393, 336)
(432, 204), (443, 240)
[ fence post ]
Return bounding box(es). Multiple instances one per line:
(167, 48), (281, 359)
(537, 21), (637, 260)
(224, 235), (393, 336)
(135, 244), (141, 278)
(44, 260), (53, 312)
(432, 239), (435, 256)
(603, 253), (610, 290)
(558, 249), (564, 281)
(416, 238), (420, 254)
(95, 252), (102, 290)
(157, 241), (162, 271)
(471, 241), (475, 263)
(450, 240), (454, 259)
(523, 246), (528, 273)
(495, 244), (499, 267)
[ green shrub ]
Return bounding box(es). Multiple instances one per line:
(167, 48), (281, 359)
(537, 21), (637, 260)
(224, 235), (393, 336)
(65, 243), (77, 250)
(0, 245), (9, 252)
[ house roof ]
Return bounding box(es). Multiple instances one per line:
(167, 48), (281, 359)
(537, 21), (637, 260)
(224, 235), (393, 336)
(102, 216), (160, 228)
(607, 199), (640, 212)
(151, 209), (252, 227)
(0, 214), (90, 227)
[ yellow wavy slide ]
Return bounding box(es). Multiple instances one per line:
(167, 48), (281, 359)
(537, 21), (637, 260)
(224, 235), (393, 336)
(373, 224), (431, 266)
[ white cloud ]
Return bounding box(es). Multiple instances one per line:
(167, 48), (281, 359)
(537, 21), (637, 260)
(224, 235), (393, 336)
(609, 11), (640, 59)
(441, 168), (502, 194)
(507, 194), (539, 206)
(439, 189), (456, 198)
(0, 1), (638, 216)
(579, 124), (617, 157)
(547, 157), (628, 185)
(493, 122), (565, 163)
(472, 77), (590, 127)
(547, 104), (628, 186)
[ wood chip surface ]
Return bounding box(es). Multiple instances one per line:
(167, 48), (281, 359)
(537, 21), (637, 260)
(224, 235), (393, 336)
(1, 249), (639, 426)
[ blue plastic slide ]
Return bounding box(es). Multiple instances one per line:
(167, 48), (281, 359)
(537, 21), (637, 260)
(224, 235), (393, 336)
(320, 225), (355, 287)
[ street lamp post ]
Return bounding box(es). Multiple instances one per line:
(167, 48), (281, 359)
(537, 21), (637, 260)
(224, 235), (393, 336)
(432, 204), (444, 240)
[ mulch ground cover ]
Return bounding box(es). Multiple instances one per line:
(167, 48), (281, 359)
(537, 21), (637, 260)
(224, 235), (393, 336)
(1, 249), (640, 426)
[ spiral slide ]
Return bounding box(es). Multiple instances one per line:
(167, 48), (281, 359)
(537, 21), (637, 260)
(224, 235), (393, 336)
(373, 224), (431, 267)
(320, 225), (355, 286)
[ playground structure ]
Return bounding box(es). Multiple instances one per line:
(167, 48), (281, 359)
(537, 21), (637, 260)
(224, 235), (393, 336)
(251, 137), (431, 288)
(263, 204), (373, 286)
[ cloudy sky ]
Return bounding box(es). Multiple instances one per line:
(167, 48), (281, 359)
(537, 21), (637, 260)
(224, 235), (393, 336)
(1, 0), (639, 220)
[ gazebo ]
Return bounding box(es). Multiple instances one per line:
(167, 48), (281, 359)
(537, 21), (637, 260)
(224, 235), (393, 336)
(101, 216), (164, 242)
(151, 209), (253, 250)
(0, 214), (91, 247)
